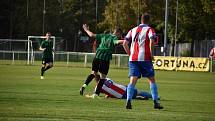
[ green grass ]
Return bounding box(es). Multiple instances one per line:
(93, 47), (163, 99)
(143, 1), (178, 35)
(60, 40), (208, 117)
(0, 64), (215, 121)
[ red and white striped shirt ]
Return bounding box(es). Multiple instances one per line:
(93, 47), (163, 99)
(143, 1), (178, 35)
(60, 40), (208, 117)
(101, 78), (126, 98)
(125, 24), (156, 61)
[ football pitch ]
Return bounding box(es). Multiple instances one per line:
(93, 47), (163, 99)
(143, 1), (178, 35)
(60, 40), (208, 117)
(0, 64), (215, 121)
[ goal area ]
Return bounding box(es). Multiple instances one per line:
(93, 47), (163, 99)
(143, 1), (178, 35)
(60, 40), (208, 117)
(0, 39), (33, 65)
(0, 36), (55, 65)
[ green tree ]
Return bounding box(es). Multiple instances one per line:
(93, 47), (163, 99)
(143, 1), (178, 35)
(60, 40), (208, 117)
(0, 0), (214, 53)
(178, 0), (215, 56)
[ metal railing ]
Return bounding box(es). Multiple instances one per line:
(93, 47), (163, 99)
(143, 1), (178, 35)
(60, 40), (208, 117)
(0, 50), (214, 72)
(0, 51), (129, 68)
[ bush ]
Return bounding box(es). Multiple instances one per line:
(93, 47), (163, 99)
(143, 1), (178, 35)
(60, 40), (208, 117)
(180, 50), (191, 57)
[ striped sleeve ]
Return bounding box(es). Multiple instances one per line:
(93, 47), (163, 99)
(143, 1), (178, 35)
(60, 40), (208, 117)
(210, 48), (215, 56)
(148, 28), (156, 41)
(125, 30), (132, 42)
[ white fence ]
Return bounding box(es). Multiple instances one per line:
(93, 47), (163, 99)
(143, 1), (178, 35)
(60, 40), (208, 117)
(0, 51), (129, 68)
(0, 50), (214, 72)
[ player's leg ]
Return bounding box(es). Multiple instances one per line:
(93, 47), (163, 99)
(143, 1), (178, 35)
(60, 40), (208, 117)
(94, 73), (106, 96)
(147, 77), (163, 109)
(80, 58), (99, 95)
(93, 59), (109, 97)
(44, 63), (52, 71)
(94, 74), (100, 84)
(126, 76), (138, 109)
(44, 58), (53, 71)
(126, 61), (140, 109)
(136, 89), (152, 99)
(142, 61), (163, 109)
(148, 77), (158, 100)
(80, 71), (98, 95)
(40, 59), (46, 79)
(84, 71), (97, 86)
(83, 58), (100, 86)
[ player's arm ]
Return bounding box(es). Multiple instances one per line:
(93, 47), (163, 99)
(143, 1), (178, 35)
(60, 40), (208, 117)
(123, 40), (130, 55)
(150, 39), (155, 61)
(117, 40), (125, 45)
(209, 49), (213, 58)
(39, 47), (45, 51)
(123, 30), (132, 55)
(149, 28), (156, 61)
(114, 40), (125, 45)
(82, 24), (96, 38)
(39, 42), (46, 51)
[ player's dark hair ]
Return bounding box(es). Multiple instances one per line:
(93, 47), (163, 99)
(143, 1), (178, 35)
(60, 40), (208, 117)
(46, 32), (51, 36)
(141, 13), (150, 24)
(115, 27), (123, 34)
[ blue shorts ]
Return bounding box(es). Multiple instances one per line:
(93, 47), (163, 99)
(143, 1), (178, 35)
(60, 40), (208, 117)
(129, 61), (154, 78)
(122, 88), (137, 99)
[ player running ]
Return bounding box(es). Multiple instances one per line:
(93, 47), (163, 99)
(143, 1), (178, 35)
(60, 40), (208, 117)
(86, 78), (153, 100)
(39, 32), (54, 79)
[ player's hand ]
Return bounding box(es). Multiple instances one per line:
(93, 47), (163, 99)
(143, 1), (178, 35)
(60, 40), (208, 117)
(83, 24), (89, 31)
(39, 47), (46, 51)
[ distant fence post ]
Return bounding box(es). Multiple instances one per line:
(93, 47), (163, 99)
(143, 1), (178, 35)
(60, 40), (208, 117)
(12, 52), (15, 65)
(67, 52), (69, 66)
(117, 54), (121, 67)
(84, 54), (87, 67)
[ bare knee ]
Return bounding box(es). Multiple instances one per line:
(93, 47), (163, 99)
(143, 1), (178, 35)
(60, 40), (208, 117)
(130, 76), (138, 85)
(148, 77), (155, 83)
(42, 64), (45, 68)
(100, 73), (107, 79)
(49, 63), (53, 67)
(91, 71), (98, 76)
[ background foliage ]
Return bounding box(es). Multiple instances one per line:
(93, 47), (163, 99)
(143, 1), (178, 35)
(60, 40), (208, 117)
(0, 0), (214, 54)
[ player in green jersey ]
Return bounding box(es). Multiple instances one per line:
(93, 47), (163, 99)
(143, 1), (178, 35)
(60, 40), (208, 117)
(80, 24), (124, 98)
(39, 32), (54, 79)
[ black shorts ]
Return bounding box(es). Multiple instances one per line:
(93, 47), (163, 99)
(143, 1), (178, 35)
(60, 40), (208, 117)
(92, 58), (110, 75)
(42, 58), (53, 65)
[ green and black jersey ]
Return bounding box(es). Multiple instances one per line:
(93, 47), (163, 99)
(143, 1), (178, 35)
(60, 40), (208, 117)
(95, 34), (119, 61)
(40, 39), (53, 59)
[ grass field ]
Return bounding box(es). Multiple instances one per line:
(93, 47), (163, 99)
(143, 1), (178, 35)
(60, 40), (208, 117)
(0, 64), (215, 121)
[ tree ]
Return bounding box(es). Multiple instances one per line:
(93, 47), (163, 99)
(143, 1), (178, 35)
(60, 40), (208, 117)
(0, 0), (214, 53)
(178, 0), (215, 56)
